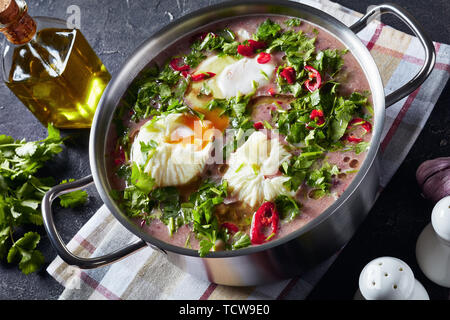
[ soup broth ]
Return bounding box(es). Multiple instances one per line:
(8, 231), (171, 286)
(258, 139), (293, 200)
(107, 15), (373, 256)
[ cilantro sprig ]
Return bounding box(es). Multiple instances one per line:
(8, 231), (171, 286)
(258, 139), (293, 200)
(0, 125), (88, 274)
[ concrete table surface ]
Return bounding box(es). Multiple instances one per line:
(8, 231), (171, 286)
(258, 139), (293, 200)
(0, 0), (448, 300)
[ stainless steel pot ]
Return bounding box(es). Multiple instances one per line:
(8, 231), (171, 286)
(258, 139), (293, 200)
(42, 1), (435, 286)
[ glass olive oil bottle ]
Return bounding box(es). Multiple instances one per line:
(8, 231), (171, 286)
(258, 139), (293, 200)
(0, 0), (111, 128)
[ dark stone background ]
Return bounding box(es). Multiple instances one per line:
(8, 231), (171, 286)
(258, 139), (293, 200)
(0, 0), (448, 300)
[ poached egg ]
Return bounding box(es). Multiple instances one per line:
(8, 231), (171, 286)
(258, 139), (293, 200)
(223, 131), (294, 208)
(130, 113), (217, 187)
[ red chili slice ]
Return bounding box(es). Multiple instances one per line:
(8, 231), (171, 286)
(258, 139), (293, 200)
(247, 39), (266, 50)
(310, 109), (324, 120)
(257, 52), (271, 64)
(250, 202), (279, 245)
(237, 40), (266, 57)
(191, 72), (216, 81)
(268, 88), (276, 97)
(237, 44), (255, 57)
(347, 135), (363, 143)
(348, 118), (372, 133)
(221, 222), (239, 233)
(253, 121), (264, 130)
(280, 67), (296, 84)
(345, 118), (372, 143)
(306, 109), (325, 129)
(170, 57), (190, 72)
(309, 109), (325, 126)
(304, 65), (322, 92)
(362, 122), (372, 132)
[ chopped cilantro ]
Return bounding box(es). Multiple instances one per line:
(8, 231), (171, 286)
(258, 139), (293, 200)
(285, 18), (302, 27)
(256, 19), (282, 42)
(275, 194), (302, 221)
(112, 17), (374, 256)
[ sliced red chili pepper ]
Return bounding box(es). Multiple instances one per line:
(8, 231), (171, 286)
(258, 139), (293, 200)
(181, 70), (189, 78)
(247, 39), (266, 50)
(347, 135), (363, 143)
(221, 222), (239, 233)
(250, 202), (279, 245)
(307, 109), (325, 128)
(280, 66), (296, 84)
(304, 65), (322, 92)
(347, 117), (372, 134)
(237, 40), (266, 57)
(310, 109), (324, 120)
(362, 121), (372, 132)
(237, 44), (255, 57)
(114, 145), (126, 166)
(253, 121), (264, 130)
(170, 57), (190, 72)
(257, 52), (271, 64)
(268, 88), (276, 97)
(191, 72), (216, 81)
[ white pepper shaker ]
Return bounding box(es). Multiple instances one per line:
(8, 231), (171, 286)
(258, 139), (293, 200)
(355, 257), (429, 300)
(416, 196), (450, 288)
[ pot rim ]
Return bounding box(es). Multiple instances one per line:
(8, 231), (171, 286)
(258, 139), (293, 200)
(89, 0), (385, 259)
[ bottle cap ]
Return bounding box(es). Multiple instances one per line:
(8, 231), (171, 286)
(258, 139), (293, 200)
(0, 0), (19, 25)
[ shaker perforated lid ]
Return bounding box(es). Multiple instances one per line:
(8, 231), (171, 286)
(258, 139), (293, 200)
(359, 257), (415, 300)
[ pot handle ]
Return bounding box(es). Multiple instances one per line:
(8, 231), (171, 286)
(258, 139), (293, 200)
(349, 3), (436, 108)
(41, 175), (147, 269)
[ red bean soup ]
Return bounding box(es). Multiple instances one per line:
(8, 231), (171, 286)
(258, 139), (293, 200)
(107, 15), (373, 256)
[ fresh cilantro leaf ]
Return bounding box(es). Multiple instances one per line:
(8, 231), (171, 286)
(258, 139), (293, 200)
(256, 19), (282, 42)
(58, 179), (88, 208)
(275, 194), (302, 221)
(130, 162), (156, 194)
(0, 124), (66, 274)
(7, 232), (44, 275)
(285, 18), (302, 27)
(231, 231), (251, 250)
(306, 161), (340, 197)
(354, 141), (370, 154)
(140, 140), (158, 160)
(198, 239), (214, 257)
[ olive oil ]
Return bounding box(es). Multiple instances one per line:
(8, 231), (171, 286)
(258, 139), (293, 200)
(6, 28), (111, 128)
(0, 0), (111, 128)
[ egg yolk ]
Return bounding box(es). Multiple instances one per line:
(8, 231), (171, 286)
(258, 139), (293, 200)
(167, 113), (220, 150)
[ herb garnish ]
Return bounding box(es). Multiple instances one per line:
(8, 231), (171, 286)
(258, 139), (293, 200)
(0, 125), (88, 274)
(113, 17), (373, 256)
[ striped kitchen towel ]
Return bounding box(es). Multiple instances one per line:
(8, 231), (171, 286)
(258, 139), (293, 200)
(46, 0), (450, 300)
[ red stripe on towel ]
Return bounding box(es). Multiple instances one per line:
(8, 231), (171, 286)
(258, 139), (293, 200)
(80, 271), (121, 300)
(199, 283), (217, 300)
(380, 87), (421, 152)
(366, 23), (384, 51)
(73, 234), (96, 254)
(380, 42), (442, 152)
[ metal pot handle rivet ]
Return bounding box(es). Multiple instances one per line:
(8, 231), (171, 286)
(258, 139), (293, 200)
(349, 3), (436, 108)
(41, 175), (147, 269)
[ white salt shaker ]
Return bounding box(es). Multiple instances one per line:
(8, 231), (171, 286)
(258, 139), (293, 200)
(416, 196), (450, 288)
(355, 257), (429, 300)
